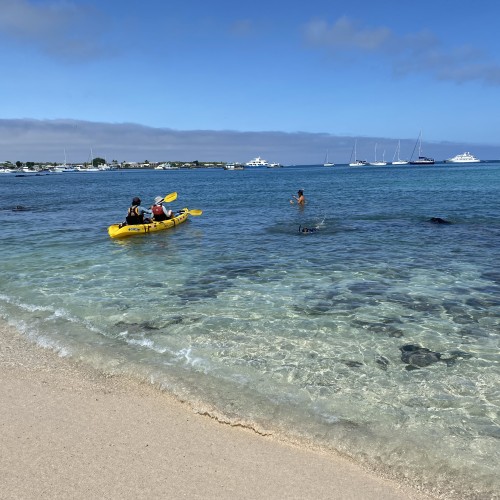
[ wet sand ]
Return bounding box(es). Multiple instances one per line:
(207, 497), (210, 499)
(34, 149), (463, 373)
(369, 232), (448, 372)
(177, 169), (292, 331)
(0, 322), (431, 499)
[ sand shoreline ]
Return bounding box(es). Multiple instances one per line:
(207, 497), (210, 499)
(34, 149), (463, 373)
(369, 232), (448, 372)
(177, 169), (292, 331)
(1, 321), (431, 499)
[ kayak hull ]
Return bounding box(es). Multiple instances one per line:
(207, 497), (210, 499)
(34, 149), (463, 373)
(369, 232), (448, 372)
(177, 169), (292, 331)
(108, 208), (189, 239)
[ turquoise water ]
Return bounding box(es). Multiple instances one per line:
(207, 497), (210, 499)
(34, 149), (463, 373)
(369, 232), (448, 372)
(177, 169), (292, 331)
(1, 165), (499, 499)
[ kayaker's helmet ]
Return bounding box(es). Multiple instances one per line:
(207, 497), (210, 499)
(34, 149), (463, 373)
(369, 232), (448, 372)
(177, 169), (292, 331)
(132, 197), (141, 205)
(154, 196), (163, 204)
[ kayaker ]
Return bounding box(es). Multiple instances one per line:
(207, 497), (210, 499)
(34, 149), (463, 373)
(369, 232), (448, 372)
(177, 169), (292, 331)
(290, 189), (305, 205)
(151, 196), (174, 222)
(125, 197), (152, 225)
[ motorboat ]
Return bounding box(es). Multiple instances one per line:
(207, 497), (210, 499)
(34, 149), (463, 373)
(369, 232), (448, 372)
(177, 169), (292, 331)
(445, 152), (480, 163)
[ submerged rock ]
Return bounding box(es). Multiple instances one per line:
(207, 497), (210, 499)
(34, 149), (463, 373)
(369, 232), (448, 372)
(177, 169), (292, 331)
(428, 217), (452, 224)
(399, 344), (472, 370)
(343, 360), (364, 368)
(399, 344), (442, 369)
(12, 205), (29, 211)
(375, 356), (390, 370)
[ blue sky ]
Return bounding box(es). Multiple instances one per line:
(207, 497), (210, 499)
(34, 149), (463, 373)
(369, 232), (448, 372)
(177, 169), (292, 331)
(1, 0), (500, 164)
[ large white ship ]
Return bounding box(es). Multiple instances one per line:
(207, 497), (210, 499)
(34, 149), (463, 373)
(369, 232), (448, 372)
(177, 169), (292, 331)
(245, 156), (269, 167)
(445, 152), (481, 163)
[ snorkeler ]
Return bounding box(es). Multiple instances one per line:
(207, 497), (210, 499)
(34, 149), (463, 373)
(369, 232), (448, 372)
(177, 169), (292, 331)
(298, 225), (317, 233)
(298, 217), (325, 234)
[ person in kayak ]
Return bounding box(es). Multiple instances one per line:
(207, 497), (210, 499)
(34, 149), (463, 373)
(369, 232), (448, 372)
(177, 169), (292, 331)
(151, 196), (174, 222)
(125, 197), (152, 225)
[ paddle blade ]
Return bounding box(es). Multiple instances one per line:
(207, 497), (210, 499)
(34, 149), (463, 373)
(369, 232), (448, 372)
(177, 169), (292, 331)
(163, 192), (177, 203)
(187, 209), (202, 216)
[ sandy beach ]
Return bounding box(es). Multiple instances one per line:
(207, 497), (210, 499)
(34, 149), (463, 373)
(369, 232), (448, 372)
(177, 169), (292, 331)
(0, 322), (431, 500)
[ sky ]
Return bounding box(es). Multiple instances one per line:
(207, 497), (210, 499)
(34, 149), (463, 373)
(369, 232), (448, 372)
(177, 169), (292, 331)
(1, 0), (500, 165)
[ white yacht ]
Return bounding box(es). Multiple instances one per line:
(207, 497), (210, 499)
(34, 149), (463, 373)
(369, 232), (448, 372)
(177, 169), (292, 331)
(267, 162), (282, 168)
(246, 156), (269, 167)
(445, 152), (480, 163)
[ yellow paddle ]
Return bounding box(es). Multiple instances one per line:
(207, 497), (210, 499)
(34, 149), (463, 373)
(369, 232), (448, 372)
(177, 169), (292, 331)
(175, 208), (203, 216)
(177, 209), (202, 216)
(163, 192), (177, 203)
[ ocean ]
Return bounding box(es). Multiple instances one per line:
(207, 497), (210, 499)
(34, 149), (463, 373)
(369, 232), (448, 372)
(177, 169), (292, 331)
(1, 163), (499, 499)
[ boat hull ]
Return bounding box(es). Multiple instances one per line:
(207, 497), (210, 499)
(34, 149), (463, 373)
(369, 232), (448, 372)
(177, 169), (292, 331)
(108, 208), (189, 239)
(409, 157), (435, 165)
(445, 159), (480, 163)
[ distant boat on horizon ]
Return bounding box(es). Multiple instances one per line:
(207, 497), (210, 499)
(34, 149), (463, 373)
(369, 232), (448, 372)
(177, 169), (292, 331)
(246, 156), (269, 167)
(370, 143), (387, 166)
(323, 149), (335, 167)
(391, 140), (409, 165)
(409, 132), (435, 165)
(445, 152), (481, 163)
(349, 140), (369, 167)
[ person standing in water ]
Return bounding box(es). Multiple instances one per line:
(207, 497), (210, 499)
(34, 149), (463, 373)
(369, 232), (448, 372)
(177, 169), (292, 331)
(290, 189), (305, 205)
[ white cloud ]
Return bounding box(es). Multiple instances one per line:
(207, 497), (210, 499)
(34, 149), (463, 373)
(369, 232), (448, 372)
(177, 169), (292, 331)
(303, 16), (500, 86)
(0, 0), (109, 60)
(303, 16), (391, 52)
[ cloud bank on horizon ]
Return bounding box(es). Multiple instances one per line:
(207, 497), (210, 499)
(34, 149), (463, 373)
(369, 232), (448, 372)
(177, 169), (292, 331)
(1, 118), (499, 165)
(1, 0), (499, 162)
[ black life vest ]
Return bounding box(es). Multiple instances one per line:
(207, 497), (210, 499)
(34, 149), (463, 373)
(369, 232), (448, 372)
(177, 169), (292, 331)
(126, 205), (143, 225)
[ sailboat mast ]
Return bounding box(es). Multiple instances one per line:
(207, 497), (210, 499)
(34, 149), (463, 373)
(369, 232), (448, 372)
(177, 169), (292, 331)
(410, 132), (421, 161)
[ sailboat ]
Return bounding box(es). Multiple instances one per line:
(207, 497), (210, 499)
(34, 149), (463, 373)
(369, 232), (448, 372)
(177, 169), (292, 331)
(56, 149), (77, 172)
(349, 140), (368, 167)
(391, 140), (408, 165)
(409, 132), (434, 165)
(370, 143), (387, 166)
(323, 150), (334, 167)
(80, 147), (101, 172)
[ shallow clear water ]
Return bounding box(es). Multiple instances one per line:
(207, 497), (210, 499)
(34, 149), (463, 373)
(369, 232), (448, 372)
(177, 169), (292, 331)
(1, 165), (499, 499)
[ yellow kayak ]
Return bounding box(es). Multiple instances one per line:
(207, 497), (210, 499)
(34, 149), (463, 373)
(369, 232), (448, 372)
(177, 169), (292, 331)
(108, 208), (190, 239)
